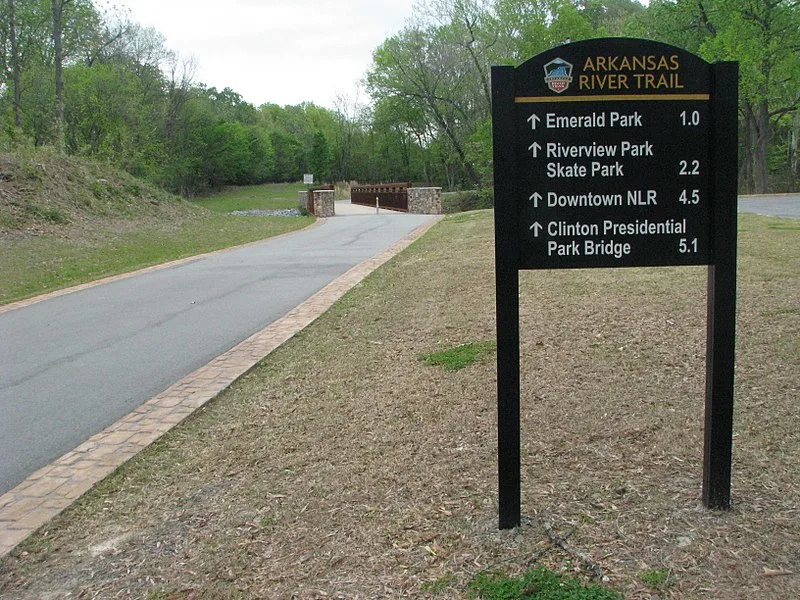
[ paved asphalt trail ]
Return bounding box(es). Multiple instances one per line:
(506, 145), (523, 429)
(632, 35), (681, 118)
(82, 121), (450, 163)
(0, 212), (433, 494)
(738, 194), (800, 219)
(3, 194), (795, 495)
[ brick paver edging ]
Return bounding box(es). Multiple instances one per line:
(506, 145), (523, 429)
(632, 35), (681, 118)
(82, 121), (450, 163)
(0, 215), (443, 557)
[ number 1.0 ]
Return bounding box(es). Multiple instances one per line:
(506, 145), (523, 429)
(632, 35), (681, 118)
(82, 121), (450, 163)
(680, 110), (701, 126)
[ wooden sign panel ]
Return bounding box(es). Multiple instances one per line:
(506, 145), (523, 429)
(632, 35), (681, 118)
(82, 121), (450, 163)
(513, 38), (713, 269)
(492, 38), (738, 529)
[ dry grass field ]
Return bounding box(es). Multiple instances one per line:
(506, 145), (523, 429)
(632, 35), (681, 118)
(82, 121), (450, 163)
(0, 210), (797, 599)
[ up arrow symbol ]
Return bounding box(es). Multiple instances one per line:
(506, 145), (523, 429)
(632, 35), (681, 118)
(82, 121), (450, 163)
(528, 142), (542, 158)
(529, 222), (543, 237)
(529, 192), (542, 208)
(527, 113), (541, 130)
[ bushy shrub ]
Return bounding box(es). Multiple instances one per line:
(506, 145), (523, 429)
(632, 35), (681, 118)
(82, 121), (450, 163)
(442, 188), (494, 213)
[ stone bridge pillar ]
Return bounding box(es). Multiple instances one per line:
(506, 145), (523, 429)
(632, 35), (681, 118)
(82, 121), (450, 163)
(408, 187), (442, 214)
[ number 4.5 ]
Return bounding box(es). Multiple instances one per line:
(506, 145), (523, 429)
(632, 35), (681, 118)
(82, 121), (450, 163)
(679, 189), (700, 204)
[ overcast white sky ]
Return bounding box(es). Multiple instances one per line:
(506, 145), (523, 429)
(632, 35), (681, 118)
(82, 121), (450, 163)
(120, 0), (417, 109)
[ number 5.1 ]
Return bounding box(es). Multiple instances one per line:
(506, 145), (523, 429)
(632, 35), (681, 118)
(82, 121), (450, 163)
(679, 238), (698, 253)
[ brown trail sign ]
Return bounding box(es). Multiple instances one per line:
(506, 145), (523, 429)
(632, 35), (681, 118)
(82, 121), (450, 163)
(491, 38), (738, 529)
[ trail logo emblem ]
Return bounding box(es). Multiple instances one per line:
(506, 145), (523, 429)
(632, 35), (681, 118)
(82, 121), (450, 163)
(543, 58), (573, 93)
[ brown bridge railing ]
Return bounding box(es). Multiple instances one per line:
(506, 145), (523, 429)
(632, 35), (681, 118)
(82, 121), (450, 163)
(350, 183), (409, 212)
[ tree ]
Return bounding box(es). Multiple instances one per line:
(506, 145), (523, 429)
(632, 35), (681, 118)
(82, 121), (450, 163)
(629, 0), (800, 193)
(369, 96), (431, 183)
(578, 0), (645, 34)
(331, 92), (364, 182)
(700, 0), (800, 193)
(20, 63), (55, 144)
(8, 0), (22, 128)
(308, 130), (331, 182)
(368, 24), (484, 186)
(50, 0), (116, 152)
(52, 0), (71, 152)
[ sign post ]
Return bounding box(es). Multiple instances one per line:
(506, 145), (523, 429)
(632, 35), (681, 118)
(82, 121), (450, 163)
(493, 65), (522, 529)
(491, 38), (738, 528)
(703, 61), (739, 509)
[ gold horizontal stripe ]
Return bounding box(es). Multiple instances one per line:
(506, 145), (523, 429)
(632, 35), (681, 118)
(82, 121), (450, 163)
(515, 94), (710, 103)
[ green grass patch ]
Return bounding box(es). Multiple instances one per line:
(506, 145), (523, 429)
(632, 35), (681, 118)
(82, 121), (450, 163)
(639, 567), (673, 589)
(421, 340), (497, 371)
(24, 203), (70, 223)
(760, 306), (800, 317)
(468, 568), (623, 599)
(421, 574), (457, 594)
(258, 516), (276, 528)
(0, 213), (313, 304)
(446, 211), (484, 224)
(192, 182), (306, 213)
(766, 223), (800, 231)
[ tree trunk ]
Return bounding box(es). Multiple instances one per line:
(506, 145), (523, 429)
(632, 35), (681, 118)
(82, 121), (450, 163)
(752, 99), (770, 194)
(9, 0), (22, 129)
(790, 111), (799, 189)
(52, 0), (69, 153)
(740, 105), (754, 193)
(429, 103), (480, 186)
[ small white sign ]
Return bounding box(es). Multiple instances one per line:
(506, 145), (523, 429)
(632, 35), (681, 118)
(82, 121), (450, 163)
(303, 173), (314, 185)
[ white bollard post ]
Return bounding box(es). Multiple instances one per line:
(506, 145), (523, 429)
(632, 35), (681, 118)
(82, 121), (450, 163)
(375, 196), (380, 214)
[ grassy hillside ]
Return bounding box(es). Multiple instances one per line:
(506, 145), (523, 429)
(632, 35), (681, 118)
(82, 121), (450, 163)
(0, 148), (194, 232)
(0, 149), (313, 304)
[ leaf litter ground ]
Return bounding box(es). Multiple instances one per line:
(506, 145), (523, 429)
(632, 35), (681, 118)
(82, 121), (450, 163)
(0, 211), (797, 599)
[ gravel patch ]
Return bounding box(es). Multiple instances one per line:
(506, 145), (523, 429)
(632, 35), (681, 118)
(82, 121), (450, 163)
(229, 209), (302, 217)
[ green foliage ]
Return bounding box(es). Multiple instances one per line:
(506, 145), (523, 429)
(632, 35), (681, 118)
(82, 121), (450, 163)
(466, 119), (494, 186)
(580, 0), (646, 34)
(366, 96), (431, 183)
(368, 21), (489, 187)
(18, 65), (56, 146)
(308, 130), (332, 182)
(442, 190), (478, 213)
(421, 574), (457, 594)
(0, 0), (796, 195)
(442, 189), (494, 213)
(26, 203), (69, 223)
(421, 341), (496, 371)
(468, 567), (623, 599)
(64, 62), (142, 161)
(626, 0), (800, 193)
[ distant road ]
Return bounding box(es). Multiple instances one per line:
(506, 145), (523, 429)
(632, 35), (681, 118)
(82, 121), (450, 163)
(0, 212), (434, 494)
(738, 194), (800, 219)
